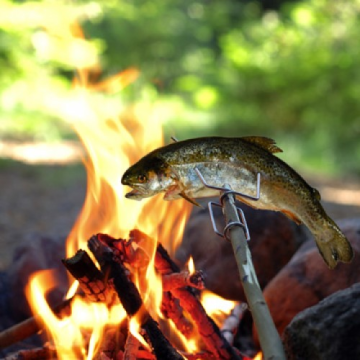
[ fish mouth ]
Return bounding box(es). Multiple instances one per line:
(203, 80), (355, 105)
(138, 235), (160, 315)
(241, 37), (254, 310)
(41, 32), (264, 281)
(125, 188), (150, 201)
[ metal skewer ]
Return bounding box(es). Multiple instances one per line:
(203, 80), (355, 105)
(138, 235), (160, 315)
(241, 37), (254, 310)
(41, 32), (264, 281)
(194, 167), (286, 360)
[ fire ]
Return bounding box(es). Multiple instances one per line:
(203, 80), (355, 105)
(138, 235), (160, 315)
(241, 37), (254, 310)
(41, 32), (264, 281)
(26, 269), (127, 359)
(22, 5), (247, 359)
(201, 290), (237, 328)
(24, 9), (194, 358)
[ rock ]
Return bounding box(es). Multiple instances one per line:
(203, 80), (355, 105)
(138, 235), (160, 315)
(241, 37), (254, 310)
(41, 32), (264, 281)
(7, 235), (68, 321)
(262, 218), (360, 336)
(175, 200), (309, 300)
(283, 282), (360, 360)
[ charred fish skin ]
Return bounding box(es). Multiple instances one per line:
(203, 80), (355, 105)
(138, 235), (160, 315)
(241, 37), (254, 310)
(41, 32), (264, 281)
(121, 136), (354, 268)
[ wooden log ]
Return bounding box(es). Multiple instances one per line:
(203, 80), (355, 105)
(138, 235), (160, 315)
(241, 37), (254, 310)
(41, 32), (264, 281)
(221, 303), (247, 345)
(0, 296), (74, 350)
(95, 326), (126, 360)
(162, 271), (205, 291)
(129, 230), (242, 359)
(180, 352), (216, 360)
(4, 346), (57, 359)
(161, 291), (193, 338)
(95, 233), (195, 339)
(123, 332), (140, 360)
(88, 236), (184, 360)
(156, 244), (242, 360)
(62, 249), (112, 303)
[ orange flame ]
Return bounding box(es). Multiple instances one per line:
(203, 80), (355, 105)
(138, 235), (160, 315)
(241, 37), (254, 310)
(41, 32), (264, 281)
(253, 352), (263, 360)
(25, 11), (192, 358)
(201, 290), (237, 327)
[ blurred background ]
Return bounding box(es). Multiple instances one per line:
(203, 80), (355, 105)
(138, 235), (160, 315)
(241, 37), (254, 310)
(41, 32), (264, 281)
(0, 0), (359, 268)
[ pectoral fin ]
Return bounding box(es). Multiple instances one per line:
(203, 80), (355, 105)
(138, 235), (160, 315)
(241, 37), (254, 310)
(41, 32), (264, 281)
(164, 181), (202, 207)
(164, 184), (182, 201)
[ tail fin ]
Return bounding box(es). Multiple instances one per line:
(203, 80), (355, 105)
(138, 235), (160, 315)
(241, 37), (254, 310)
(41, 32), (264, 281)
(315, 221), (354, 269)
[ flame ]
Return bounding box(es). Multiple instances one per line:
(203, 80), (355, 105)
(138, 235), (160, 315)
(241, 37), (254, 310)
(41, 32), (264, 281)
(24, 8), (193, 358)
(27, 270), (127, 359)
(187, 256), (195, 274)
(201, 290), (237, 327)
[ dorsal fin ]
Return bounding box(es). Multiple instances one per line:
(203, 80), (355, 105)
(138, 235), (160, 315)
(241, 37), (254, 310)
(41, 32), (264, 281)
(241, 136), (283, 154)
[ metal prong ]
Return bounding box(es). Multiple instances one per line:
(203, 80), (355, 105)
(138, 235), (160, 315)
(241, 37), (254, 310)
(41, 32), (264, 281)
(195, 167), (231, 192)
(195, 167), (256, 241)
(208, 202), (225, 238)
(171, 136), (179, 143)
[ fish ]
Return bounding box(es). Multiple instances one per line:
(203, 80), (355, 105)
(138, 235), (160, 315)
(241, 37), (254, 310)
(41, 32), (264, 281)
(121, 136), (354, 269)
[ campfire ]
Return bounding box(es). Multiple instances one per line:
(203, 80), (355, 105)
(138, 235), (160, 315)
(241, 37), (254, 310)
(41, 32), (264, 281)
(2, 7), (360, 360)
(0, 21), (261, 358)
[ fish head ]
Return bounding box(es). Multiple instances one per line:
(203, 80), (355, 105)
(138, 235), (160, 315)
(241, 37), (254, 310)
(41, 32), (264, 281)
(121, 155), (175, 201)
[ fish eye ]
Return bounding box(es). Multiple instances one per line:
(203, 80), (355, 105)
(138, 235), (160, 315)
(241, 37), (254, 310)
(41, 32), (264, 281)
(138, 174), (147, 183)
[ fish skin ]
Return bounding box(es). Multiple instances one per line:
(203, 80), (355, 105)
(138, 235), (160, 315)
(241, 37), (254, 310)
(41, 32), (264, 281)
(121, 136), (354, 269)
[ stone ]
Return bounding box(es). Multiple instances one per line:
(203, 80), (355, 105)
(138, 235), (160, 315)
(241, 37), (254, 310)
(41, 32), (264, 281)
(283, 282), (360, 360)
(7, 235), (68, 321)
(262, 218), (360, 336)
(175, 200), (309, 300)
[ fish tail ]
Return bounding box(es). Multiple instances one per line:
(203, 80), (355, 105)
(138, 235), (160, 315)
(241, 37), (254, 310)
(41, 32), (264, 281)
(314, 219), (354, 269)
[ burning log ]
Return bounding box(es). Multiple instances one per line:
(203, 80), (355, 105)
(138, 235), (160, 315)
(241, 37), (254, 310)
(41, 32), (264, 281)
(97, 232), (196, 339)
(0, 296), (75, 350)
(95, 327), (124, 360)
(130, 230), (242, 360)
(88, 236), (184, 360)
(220, 303), (247, 345)
(157, 244), (242, 359)
(162, 271), (205, 291)
(161, 291), (193, 338)
(123, 332), (140, 360)
(2, 230), (248, 359)
(62, 249), (113, 303)
(4, 345), (57, 360)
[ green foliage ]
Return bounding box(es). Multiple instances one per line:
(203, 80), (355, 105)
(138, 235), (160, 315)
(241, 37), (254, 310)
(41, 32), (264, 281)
(0, 0), (359, 176)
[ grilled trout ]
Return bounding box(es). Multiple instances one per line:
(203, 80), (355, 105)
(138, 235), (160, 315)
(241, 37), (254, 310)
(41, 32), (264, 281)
(121, 136), (353, 269)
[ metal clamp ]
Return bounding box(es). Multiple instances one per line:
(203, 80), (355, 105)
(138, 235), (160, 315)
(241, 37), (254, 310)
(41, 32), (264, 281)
(208, 201), (251, 241)
(194, 167), (259, 242)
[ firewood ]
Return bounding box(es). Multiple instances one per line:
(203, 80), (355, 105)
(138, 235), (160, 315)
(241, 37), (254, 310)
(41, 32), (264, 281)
(156, 244), (242, 360)
(62, 249), (112, 303)
(94, 326), (127, 360)
(161, 291), (193, 338)
(129, 230), (241, 359)
(4, 345), (57, 360)
(97, 233), (149, 269)
(88, 236), (184, 360)
(123, 332), (140, 360)
(136, 349), (156, 359)
(180, 352), (216, 360)
(0, 296), (75, 350)
(162, 271), (205, 291)
(95, 233), (194, 339)
(220, 303), (247, 345)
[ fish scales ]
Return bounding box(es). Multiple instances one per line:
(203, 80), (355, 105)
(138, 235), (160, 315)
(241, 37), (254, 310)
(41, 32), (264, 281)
(121, 136), (354, 269)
